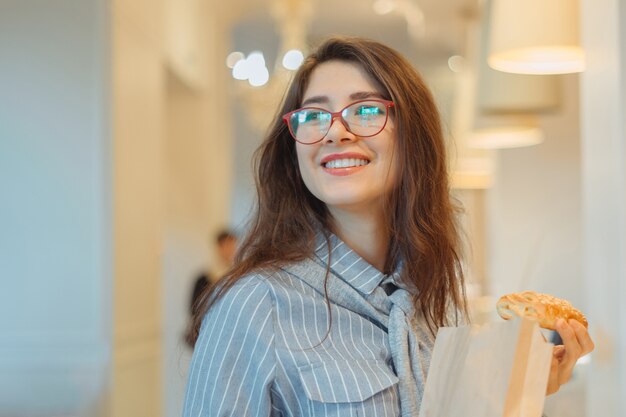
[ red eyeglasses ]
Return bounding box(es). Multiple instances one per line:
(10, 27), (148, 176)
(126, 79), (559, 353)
(282, 99), (395, 144)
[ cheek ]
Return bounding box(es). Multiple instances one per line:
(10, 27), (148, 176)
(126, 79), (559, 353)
(295, 145), (315, 186)
(295, 145), (306, 173)
(380, 136), (400, 187)
(378, 131), (401, 167)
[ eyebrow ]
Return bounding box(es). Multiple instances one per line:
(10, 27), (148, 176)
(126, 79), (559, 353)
(301, 91), (386, 107)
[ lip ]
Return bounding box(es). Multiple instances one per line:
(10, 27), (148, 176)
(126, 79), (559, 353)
(323, 165), (367, 176)
(319, 152), (371, 177)
(320, 152), (371, 165)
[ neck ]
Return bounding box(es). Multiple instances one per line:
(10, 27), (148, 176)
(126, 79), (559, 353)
(328, 206), (389, 272)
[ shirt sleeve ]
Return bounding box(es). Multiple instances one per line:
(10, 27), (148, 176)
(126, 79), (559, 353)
(182, 276), (276, 417)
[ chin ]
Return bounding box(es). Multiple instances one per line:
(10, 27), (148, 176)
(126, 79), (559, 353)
(320, 194), (378, 211)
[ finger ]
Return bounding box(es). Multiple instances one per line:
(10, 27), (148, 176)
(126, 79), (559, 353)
(553, 345), (566, 360)
(569, 319), (595, 355)
(556, 319), (583, 359)
(546, 355), (561, 395)
(555, 319), (581, 384)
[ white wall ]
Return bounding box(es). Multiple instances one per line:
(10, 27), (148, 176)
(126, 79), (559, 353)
(580, 0), (626, 415)
(110, 0), (165, 414)
(486, 74), (582, 306)
(486, 5), (626, 409)
(0, 1), (111, 415)
(162, 74), (217, 417)
(161, 2), (235, 416)
(485, 74), (586, 416)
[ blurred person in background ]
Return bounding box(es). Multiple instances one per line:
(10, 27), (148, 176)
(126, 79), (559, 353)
(185, 229), (238, 347)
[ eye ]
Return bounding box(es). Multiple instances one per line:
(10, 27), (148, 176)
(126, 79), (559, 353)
(299, 110), (330, 123)
(351, 103), (385, 118)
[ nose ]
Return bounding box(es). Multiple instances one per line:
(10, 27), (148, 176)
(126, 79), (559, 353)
(323, 115), (356, 144)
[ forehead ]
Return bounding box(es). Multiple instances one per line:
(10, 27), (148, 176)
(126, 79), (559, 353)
(302, 60), (382, 101)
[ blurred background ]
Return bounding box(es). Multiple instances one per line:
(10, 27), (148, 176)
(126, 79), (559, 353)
(0, 0), (624, 416)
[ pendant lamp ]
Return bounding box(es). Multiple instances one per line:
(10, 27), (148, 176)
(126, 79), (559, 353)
(488, 0), (584, 74)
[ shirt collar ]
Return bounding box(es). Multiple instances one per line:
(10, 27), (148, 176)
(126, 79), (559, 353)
(313, 231), (390, 295)
(380, 264), (406, 290)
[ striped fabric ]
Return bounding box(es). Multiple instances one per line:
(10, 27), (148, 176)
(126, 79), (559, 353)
(182, 232), (435, 417)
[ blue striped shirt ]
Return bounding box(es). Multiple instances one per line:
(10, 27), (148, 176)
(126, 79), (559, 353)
(183, 233), (435, 417)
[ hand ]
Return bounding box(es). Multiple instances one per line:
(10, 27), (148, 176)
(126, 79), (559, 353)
(546, 319), (595, 395)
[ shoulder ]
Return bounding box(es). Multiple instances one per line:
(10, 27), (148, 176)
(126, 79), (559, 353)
(197, 273), (278, 345)
(202, 269), (289, 315)
(210, 273), (275, 312)
(202, 263), (318, 321)
(234, 264), (308, 293)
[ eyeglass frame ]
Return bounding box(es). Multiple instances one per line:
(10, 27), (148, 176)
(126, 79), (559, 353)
(281, 99), (396, 145)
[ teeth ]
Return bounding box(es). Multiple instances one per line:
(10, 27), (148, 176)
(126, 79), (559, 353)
(324, 158), (370, 169)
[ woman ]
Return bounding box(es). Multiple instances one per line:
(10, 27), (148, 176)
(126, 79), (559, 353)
(183, 37), (593, 417)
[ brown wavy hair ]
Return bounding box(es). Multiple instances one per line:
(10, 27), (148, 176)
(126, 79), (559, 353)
(189, 36), (467, 345)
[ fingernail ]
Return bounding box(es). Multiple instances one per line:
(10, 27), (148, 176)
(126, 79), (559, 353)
(556, 319), (566, 328)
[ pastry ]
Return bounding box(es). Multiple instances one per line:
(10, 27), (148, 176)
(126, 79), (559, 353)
(496, 291), (588, 330)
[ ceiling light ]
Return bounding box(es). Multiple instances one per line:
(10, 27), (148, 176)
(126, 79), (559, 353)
(232, 59), (248, 80)
(488, 0), (585, 74)
(373, 0), (395, 15)
(448, 55), (465, 73)
(231, 51), (269, 85)
(226, 51), (245, 69)
(282, 49), (304, 70)
(468, 125), (544, 149)
(248, 66), (269, 87)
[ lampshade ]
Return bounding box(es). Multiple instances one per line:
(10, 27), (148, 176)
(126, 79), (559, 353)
(450, 155), (495, 189)
(488, 0), (584, 74)
(468, 114), (544, 149)
(456, 20), (547, 150)
(478, 57), (560, 112)
(449, 48), (496, 189)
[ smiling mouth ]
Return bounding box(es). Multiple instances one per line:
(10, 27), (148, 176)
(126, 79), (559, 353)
(322, 158), (370, 169)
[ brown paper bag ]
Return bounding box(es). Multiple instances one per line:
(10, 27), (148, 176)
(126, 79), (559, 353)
(419, 317), (553, 417)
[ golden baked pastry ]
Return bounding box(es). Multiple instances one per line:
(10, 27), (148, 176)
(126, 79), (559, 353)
(496, 291), (588, 330)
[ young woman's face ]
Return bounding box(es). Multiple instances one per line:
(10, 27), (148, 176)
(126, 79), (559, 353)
(295, 60), (398, 214)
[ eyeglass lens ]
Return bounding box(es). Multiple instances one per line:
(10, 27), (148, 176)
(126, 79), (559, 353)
(288, 100), (390, 144)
